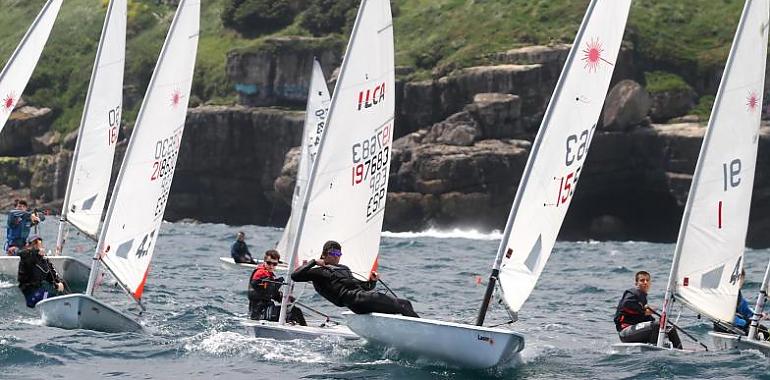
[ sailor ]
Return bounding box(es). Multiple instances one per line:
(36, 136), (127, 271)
(17, 235), (64, 308)
(291, 240), (419, 318)
(714, 269), (769, 340)
(231, 231), (256, 264)
(248, 249), (306, 325)
(5, 199), (45, 255)
(614, 271), (682, 348)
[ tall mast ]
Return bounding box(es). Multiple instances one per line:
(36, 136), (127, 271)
(277, 1), (369, 326)
(748, 260), (770, 340)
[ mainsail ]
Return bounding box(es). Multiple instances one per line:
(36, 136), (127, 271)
(0, 0), (62, 133)
(490, 0), (631, 315)
(93, 0), (199, 300)
(288, 0), (394, 279)
(276, 59), (331, 264)
(57, 0), (126, 245)
(661, 0), (769, 325)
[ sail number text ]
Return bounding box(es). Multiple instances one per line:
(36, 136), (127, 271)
(553, 124), (596, 206)
(351, 123), (392, 219)
(108, 106), (120, 146)
(151, 127), (183, 218)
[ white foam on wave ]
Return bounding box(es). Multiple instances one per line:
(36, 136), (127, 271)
(182, 330), (352, 363)
(382, 228), (502, 241)
(0, 280), (14, 289)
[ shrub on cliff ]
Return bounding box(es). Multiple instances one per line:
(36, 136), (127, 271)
(222, 0), (297, 36)
(644, 71), (692, 94)
(301, 0), (358, 36)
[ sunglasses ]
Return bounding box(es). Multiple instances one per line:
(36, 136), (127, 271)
(327, 249), (342, 257)
(265, 260), (279, 266)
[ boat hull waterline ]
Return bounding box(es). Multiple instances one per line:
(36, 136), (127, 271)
(709, 331), (770, 356)
(344, 312), (525, 369)
(37, 293), (143, 333)
(242, 319), (359, 340)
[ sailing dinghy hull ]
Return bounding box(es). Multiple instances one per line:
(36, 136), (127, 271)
(610, 343), (672, 354)
(709, 331), (770, 356)
(218, 257), (288, 271)
(242, 319), (359, 340)
(0, 256), (90, 289)
(37, 294), (143, 333)
(344, 312), (525, 369)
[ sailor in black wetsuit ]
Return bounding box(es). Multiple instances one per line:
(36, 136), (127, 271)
(291, 240), (419, 317)
(614, 271), (682, 348)
(17, 235), (64, 308)
(231, 231), (256, 264)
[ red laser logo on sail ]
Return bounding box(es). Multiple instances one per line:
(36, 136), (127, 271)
(170, 89), (183, 108)
(747, 91), (759, 112)
(581, 38), (612, 73)
(2, 93), (16, 112)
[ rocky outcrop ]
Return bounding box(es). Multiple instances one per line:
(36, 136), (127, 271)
(649, 87), (697, 122)
(167, 105), (305, 225)
(226, 37), (344, 107)
(0, 106), (54, 156)
(601, 80), (651, 131)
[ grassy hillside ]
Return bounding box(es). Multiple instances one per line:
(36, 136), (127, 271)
(0, 0), (749, 133)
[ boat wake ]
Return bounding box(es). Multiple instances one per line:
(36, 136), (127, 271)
(0, 280), (14, 289)
(382, 228), (502, 241)
(182, 330), (356, 363)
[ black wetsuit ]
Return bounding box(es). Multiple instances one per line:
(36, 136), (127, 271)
(231, 240), (255, 264)
(248, 265), (306, 325)
(614, 287), (682, 348)
(17, 248), (61, 308)
(291, 260), (418, 317)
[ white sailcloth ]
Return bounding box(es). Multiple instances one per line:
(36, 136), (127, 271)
(293, 0), (394, 279)
(97, 0), (199, 300)
(496, 0), (631, 312)
(61, 0), (127, 238)
(0, 0), (62, 133)
(670, 0), (769, 323)
(276, 60), (331, 263)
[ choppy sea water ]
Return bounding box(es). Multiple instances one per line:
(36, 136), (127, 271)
(1, 220), (769, 379)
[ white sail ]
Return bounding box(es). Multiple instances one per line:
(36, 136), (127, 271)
(60, 0), (127, 239)
(96, 0), (199, 300)
(276, 60), (331, 262)
(290, 0), (394, 279)
(496, 0), (631, 313)
(0, 0), (62, 133)
(668, 0), (769, 323)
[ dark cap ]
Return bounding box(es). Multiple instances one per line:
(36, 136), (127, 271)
(26, 234), (43, 244)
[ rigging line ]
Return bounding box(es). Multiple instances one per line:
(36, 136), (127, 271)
(649, 308), (709, 351)
(348, 269), (400, 298)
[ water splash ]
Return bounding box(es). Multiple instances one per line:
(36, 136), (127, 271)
(0, 280), (14, 289)
(382, 228), (502, 241)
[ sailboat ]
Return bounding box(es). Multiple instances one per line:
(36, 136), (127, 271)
(614, 0), (770, 354)
(0, 0), (68, 281)
(0, 0), (62, 134)
(36, 0), (199, 333)
(33, 0), (127, 292)
(218, 59), (330, 272)
(345, 0), (632, 369)
(244, 0), (394, 341)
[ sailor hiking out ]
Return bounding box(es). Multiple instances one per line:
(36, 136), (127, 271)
(17, 235), (63, 308)
(291, 240), (418, 317)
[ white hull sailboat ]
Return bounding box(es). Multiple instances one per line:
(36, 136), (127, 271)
(0, 0), (71, 282)
(38, 0), (200, 333)
(218, 257), (287, 271)
(614, 0), (769, 353)
(346, 0), (631, 368)
(345, 313), (524, 368)
(246, 0), (394, 341)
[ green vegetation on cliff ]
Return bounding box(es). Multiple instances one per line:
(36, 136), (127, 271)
(0, 0), (748, 133)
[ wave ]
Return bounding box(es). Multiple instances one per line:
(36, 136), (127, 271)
(382, 228), (502, 241)
(0, 280), (14, 289)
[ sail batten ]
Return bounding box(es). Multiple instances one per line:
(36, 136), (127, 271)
(663, 0), (769, 324)
(95, 0), (200, 300)
(494, 0), (631, 314)
(0, 0), (62, 134)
